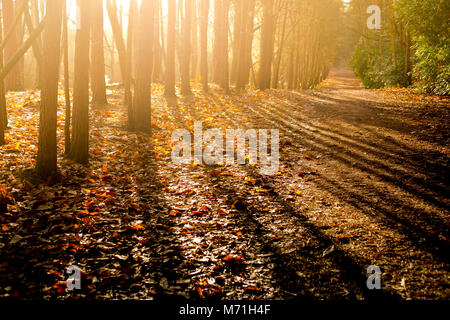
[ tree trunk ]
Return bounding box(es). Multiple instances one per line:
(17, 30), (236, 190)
(91, 0), (108, 107)
(152, 0), (162, 82)
(165, 0), (176, 97)
(62, 0), (71, 155)
(213, 0), (230, 92)
(272, 1), (288, 89)
(405, 30), (412, 85)
(213, 0), (221, 84)
(24, 7), (43, 88)
(133, 0), (154, 132)
(230, 0), (242, 85)
(181, 0), (192, 95)
(106, 0), (128, 84)
(2, 0), (24, 91)
(388, 0), (396, 64)
(190, 0), (198, 80)
(200, 0), (209, 92)
(0, 9), (6, 144)
(258, 0), (275, 90)
(236, 0), (255, 89)
(126, 0), (137, 128)
(69, 0), (91, 164)
(221, 0), (230, 92)
(36, 0), (63, 181)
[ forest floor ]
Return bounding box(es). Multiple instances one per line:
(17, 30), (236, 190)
(0, 67), (449, 300)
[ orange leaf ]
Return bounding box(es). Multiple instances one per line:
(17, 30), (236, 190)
(131, 224), (145, 230)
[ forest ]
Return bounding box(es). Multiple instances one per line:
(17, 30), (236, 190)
(0, 0), (448, 304)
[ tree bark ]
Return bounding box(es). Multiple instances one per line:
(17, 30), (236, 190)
(181, 0), (192, 95)
(200, 0), (209, 92)
(106, 0), (128, 84)
(36, 0), (63, 180)
(62, 0), (71, 154)
(152, 0), (162, 82)
(69, 0), (91, 164)
(165, 0), (177, 97)
(2, 0), (24, 91)
(133, 0), (154, 132)
(213, 0), (230, 92)
(258, 0), (275, 90)
(126, 0), (137, 127)
(230, 0), (242, 85)
(236, 0), (255, 89)
(0, 9), (6, 144)
(91, 0), (108, 107)
(405, 30), (412, 85)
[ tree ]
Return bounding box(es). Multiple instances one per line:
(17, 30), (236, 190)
(69, 0), (91, 164)
(235, 0), (255, 89)
(230, 0), (242, 85)
(199, 0), (209, 92)
(258, 0), (275, 90)
(62, 0), (71, 154)
(91, 0), (108, 107)
(2, 0), (24, 91)
(106, 1), (128, 88)
(0, 8), (5, 145)
(152, 0), (163, 82)
(126, 0), (137, 128)
(133, 0), (154, 132)
(106, 0), (133, 122)
(165, 0), (176, 97)
(213, 0), (230, 92)
(24, 4), (43, 88)
(36, 0), (63, 180)
(181, 0), (192, 95)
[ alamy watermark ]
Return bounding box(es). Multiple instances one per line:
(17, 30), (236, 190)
(66, 265), (81, 291)
(171, 122), (279, 175)
(366, 265), (382, 290)
(367, 5), (381, 30)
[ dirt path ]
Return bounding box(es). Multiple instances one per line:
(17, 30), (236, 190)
(156, 67), (449, 300)
(0, 67), (448, 300)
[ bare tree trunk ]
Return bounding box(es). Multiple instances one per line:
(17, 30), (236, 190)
(69, 0), (91, 164)
(133, 0), (154, 132)
(0, 9), (6, 144)
(405, 30), (411, 85)
(165, 0), (177, 97)
(236, 0), (255, 89)
(258, 0), (275, 90)
(106, 0), (127, 84)
(181, 0), (192, 95)
(126, 0), (137, 128)
(200, 0), (209, 92)
(190, 0), (198, 80)
(388, 0), (396, 64)
(24, 7), (43, 88)
(152, 0), (162, 82)
(272, 1), (288, 89)
(36, 0), (63, 180)
(213, 0), (230, 92)
(62, 0), (71, 154)
(2, 0), (24, 91)
(91, 0), (108, 107)
(230, 0), (242, 85)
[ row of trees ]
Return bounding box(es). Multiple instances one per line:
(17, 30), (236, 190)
(0, 0), (342, 181)
(349, 0), (449, 95)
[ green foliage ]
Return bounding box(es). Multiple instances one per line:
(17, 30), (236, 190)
(396, 0), (450, 95)
(412, 36), (450, 95)
(350, 0), (449, 95)
(351, 39), (409, 89)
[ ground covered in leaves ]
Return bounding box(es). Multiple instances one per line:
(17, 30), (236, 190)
(0, 68), (449, 300)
